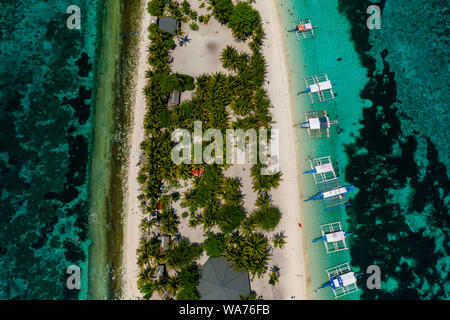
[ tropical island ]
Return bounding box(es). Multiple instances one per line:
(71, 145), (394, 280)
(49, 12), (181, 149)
(122, 0), (307, 300)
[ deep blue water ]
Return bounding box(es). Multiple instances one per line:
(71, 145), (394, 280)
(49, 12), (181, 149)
(339, 0), (449, 299)
(0, 1), (100, 299)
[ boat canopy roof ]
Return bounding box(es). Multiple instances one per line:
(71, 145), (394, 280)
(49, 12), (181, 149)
(309, 80), (332, 93)
(323, 187), (348, 198)
(340, 272), (357, 286)
(309, 117), (329, 129)
(325, 231), (346, 243)
(315, 162), (334, 174)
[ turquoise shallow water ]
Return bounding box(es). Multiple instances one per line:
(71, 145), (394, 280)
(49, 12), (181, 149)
(0, 1), (101, 299)
(279, 0), (368, 300)
(279, 0), (449, 299)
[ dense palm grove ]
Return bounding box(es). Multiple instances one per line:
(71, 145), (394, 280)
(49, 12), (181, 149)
(137, 0), (284, 299)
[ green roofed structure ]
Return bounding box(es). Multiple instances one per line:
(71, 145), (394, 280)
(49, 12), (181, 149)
(158, 17), (179, 34)
(198, 257), (251, 300)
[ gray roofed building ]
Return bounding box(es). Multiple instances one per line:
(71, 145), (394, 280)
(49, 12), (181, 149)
(198, 257), (251, 300)
(158, 17), (179, 34)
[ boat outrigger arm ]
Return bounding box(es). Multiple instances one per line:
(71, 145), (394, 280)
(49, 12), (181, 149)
(318, 272), (361, 290)
(304, 185), (355, 202)
(312, 231), (353, 243)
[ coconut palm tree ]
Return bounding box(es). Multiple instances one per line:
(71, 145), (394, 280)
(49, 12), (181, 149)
(210, 0), (234, 24)
(250, 163), (282, 192)
(181, 188), (198, 212)
(220, 45), (239, 71)
(221, 177), (243, 207)
(272, 231), (287, 249)
(255, 192), (272, 210)
(159, 208), (180, 236)
(269, 266), (280, 286)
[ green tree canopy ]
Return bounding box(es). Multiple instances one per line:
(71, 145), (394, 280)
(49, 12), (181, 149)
(250, 163), (282, 193)
(228, 2), (261, 41)
(216, 204), (246, 234)
(176, 264), (201, 300)
(154, 73), (195, 94)
(166, 238), (203, 270)
(210, 0), (234, 24)
(252, 206), (282, 232)
(203, 232), (226, 257)
(224, 231), (270, 279)
(147, 0), (166, 17)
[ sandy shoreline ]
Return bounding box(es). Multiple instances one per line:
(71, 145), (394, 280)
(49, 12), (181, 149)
(120, 0), (151, 300)
(250, 0), (307, 300)
(121, 0), (308, 300)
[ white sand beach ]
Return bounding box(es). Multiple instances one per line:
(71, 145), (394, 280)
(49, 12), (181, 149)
(249, 0), (307, 300)
(120, 0), (151, 300)
(121, 0), (307, 300)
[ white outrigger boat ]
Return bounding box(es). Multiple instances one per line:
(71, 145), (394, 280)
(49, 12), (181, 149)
(297, 110), (338, 140)
(298, 74), (335, 104)
(303, 156), (339, 184)
(288, 18), (316, 40)
(318, 262), (360, 298)
(313, 221), (352, 253)
(304, 179), (355, 210)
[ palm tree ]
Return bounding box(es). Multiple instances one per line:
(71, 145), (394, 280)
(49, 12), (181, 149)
(250, 163), (282, 192)
(272, 231), (287, 249)
(211, 0), (234, 25)
(239, 216), (256, 236)
(255, 192), (272, 210)
(220, 46), (237, 70)
(221, 177), (243, 207)
(269, 267), (280, 286)
(228, 2), (262, 41)
(166, 275), (181, 296)
(176, 163), (193, 181)
(159, 208), (180, 236)
(224, 231), (269, 279)
(181, 188), (198, 212)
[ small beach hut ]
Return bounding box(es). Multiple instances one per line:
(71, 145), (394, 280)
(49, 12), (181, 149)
(157, 234), (171, 251)
(198, 257), (251, 300)
(168, 90), (181, 107)
(155, 264), (165, 281)
(158, 17), (179, 34)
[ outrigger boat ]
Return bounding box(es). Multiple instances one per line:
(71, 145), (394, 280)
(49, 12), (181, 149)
(297, 110), (338, 139)
(318, 262), (360, 298)
(288, 19), (316, 40)
(304, 180), (355, 210)
(298, 74), (335, 104)
(303, 156), (339, 184)
(313, 221), (352, 253)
